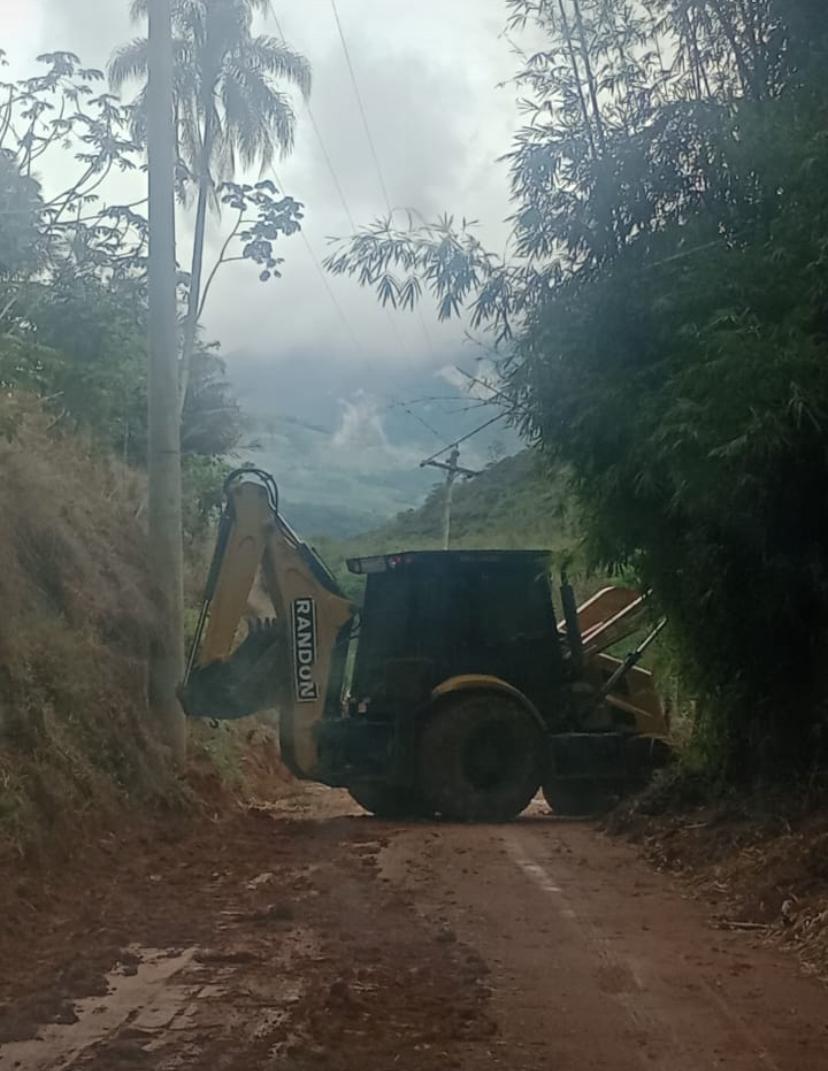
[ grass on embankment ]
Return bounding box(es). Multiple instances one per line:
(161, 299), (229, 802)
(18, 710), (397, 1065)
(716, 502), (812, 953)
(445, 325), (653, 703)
(0, 396), (291, 859)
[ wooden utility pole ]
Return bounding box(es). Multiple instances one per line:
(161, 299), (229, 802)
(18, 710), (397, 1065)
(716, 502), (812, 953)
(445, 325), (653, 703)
(441, 447), (460, 551)
(421, 446), (479, 550)
(147, 0), (186, 759)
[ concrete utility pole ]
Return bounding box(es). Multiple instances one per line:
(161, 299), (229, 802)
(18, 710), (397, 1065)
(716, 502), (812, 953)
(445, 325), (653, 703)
(147, 0), (186, 759)
(421, 446), (480, 550)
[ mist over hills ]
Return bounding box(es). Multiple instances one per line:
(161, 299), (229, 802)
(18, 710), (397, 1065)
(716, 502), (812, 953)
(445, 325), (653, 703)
(310, 450), (582, 600)
(227, 352), (519, 537)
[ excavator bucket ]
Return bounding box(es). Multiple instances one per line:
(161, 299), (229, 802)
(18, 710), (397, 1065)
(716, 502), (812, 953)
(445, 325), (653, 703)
(180, 619), (289, 721)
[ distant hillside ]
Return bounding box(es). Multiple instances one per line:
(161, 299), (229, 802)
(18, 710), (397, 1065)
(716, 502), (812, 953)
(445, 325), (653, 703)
(357, 451), (576, 551)
(229, 360), (520, 531)
(313, 451), (586, 600)
(282, 499), (385, 540)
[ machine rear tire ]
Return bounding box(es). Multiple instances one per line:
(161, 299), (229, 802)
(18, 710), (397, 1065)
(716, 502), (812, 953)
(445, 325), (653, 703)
(419, 693), (542, 822)
(347, 783), (431, 820)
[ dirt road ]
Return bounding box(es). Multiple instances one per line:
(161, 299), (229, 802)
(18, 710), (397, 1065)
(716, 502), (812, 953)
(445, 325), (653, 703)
(1, 788), (826, 1070)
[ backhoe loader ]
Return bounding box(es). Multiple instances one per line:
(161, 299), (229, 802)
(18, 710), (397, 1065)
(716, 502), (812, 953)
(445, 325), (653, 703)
(181, 468), (670, 819)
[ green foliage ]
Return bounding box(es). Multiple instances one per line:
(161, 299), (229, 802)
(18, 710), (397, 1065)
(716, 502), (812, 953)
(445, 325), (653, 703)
(325, 1), (828, 779)
(0, 152), (46, 279)
(516, 92), (828, 776)
(182, 453), (233, 544)
(0, 52), (145, 452)
(181, 346), (243, 458)
(0, 51), (147, 286)
(20, 273), (147, 456)
(505, 5), (828, 777)
(218, 181), (303, 286)
(0, 49), (243, 464)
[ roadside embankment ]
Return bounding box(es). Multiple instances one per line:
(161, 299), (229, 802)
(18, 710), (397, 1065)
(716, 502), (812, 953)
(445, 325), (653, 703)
(610, 774), (828, 980)
(0, 396), (293, 863)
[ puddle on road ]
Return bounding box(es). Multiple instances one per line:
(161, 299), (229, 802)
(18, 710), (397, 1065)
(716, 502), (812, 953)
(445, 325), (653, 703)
(0, 947), (197, 1071)
(0, 927), (322, 1071)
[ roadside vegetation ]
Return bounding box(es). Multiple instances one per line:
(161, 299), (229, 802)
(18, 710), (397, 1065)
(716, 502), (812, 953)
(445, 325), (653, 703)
(0, 397), (166, 853)
(0, 394), (293, 856)
(327, 0), (828, 784)
(0, 8), (309, 851)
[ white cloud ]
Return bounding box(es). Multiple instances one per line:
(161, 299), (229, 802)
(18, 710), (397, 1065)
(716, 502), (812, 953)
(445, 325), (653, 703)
(436, 358), (503, 401)
(332, 390), (387, 451)
(329, 390), (425, 472)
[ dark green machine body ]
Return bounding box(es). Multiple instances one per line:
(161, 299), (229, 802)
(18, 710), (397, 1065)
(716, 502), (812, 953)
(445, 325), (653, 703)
(316, 550), (579, 789)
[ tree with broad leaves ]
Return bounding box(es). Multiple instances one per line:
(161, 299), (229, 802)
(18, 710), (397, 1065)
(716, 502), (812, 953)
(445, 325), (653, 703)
(110, 0), (311, 411)
(192, 178), (303, 327)
(0, 48), (244, 469)
(0, 50), (148, 310)
(0, 42), (298, 456)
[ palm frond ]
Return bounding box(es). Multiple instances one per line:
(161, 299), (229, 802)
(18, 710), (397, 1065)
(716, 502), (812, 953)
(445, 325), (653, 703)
(245, 36), (312, 99)
(213, 126), (238, 188)
(108, 38), (149, 91)
(178, 92), (204, 177)
(114, 0), (309, 182)
(127, 84), (149, 144)
(220, 69), (271, 170)
(226, 61), (295, 163)
(131, 0), (273, 23)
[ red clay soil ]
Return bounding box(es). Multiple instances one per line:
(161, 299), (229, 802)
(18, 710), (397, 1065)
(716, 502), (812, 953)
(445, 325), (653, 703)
(1, 789), (827, 1070)
(611, 795), (828, 982)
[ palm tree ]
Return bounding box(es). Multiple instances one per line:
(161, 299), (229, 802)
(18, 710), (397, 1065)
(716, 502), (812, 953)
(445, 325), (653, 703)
(110, 0), (311, 409)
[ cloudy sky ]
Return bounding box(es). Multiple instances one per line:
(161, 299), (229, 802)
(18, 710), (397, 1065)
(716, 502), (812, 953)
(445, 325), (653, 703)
(3, 0), (526, 518)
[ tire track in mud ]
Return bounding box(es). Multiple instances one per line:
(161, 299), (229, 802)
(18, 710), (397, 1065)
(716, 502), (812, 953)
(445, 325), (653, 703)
(0, 793), (497, 1071)
(377, 810), (828, 1070)
(505, 831), (782, 1071)
(2, 791), (828, 1070)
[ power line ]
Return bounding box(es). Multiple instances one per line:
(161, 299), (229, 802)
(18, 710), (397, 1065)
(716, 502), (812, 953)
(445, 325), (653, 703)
(420, 411), (507, 467)
(298, 229), (361, 350)
(304, 105), (356, 230)
(267, 119), (446, 454)
(454, 366), (529, 416)
(329, 0), (394, 214)
(329, 3), (443, 361)
(273, 5), (437, 382)
(385, 394), (445, 443)
(273, 165), (361, 351)
(277, 4), (439, 360)
(276, 6), (428, 365)
(272, 10), (356, 232)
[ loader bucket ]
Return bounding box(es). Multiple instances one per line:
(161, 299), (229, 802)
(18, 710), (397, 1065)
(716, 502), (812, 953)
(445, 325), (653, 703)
(180, 620), (289, 721)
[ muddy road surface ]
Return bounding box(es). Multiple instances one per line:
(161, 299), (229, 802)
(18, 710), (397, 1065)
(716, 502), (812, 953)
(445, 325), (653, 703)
(1, 788), (826, 1070)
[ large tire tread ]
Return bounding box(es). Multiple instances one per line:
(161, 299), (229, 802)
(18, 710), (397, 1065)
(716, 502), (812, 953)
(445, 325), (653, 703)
(347, 783), (430, 820)
(419, 692), (542, 822)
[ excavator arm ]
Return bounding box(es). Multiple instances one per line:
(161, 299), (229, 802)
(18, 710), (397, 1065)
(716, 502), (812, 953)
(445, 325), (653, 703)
(180, 469), (356, 780)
